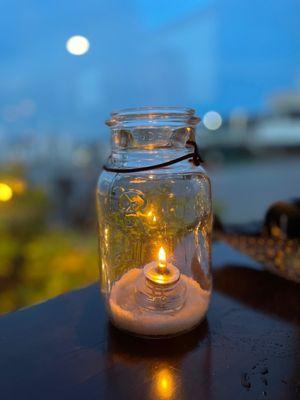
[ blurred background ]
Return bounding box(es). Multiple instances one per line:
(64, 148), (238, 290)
(0, 0), (300, 314)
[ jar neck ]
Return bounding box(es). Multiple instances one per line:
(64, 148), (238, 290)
(109, 146), (195, 170)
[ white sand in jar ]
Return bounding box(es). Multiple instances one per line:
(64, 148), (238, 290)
(109, 268), (210, 337)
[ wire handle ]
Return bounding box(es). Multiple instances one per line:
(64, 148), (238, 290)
(103, 140), (203, 173)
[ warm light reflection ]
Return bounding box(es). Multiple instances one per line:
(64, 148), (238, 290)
(155, 368), (175, 399)
(0, 183), (13, 202)
(158, 247), (167, 273)
(147, 210), (157, 223)
(66, 35), (90, 56)
(104, 227), (109, 249)
(145, 144), (155, 150)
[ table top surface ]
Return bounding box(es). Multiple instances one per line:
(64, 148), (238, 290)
(1, 243), (299, 400)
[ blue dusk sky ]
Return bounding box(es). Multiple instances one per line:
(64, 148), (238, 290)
(0, 0), (299, 139)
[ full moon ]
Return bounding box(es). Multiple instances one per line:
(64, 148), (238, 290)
(66, 35), (90, 56)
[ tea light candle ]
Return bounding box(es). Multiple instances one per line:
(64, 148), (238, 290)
(108, 247), (210, 337)
(137, 246), (187, 313)
(144, 246), (180, 285)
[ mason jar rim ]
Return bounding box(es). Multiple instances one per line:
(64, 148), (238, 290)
(106, 106), (200, 127)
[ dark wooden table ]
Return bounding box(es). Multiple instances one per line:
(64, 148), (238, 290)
(1, 243), (299, 400)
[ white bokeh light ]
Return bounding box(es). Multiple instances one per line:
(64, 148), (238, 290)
(203, 111), (222, 130)
(66, 35), (90, 56)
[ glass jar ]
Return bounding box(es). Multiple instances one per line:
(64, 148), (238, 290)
(96, 107), (212, 338)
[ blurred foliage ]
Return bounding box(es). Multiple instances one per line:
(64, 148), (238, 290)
(0, 165), (98, 314)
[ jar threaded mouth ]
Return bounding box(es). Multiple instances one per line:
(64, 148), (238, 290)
(106, 106), (200, 127)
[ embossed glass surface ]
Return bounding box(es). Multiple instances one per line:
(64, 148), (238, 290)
(96, 107), (212, 337)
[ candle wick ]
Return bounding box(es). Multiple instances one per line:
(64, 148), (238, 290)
(157, 262), (169, 275)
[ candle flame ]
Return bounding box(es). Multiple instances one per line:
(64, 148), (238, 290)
(158, 247), (166, 263)
(157, 246), (167, 273)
